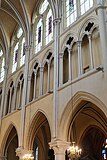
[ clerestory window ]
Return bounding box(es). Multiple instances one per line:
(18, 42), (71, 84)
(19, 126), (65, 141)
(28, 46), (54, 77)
(80, 0), (93, 15)
(36, 19), (43, 53)
(66, 0), (77, 27)
(46, 9), (53, 45)
(12, 42), (19, 73)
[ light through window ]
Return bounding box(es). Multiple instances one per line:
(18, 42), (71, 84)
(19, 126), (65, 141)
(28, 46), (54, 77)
(46, 9), (53, 45)
(12, 42), (19, 73)
(20, 37), (25, 66)
(66, 0), (77, 27)
(36, 19), (43, 53)
(0, 57), (5, 83)
(80, 0), (93, 15)
(17, 28), (23, 39)
(39, 0), (49, 14)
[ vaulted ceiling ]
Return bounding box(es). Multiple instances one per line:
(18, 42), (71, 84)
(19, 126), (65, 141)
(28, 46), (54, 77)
(0, 0), (41, 51)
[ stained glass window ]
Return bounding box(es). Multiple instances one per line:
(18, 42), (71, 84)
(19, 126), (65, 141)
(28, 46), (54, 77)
(38, 26), (41, 43)
(49, 16), (52, 34)
(102, 139), (107, 160)
(36, 19), (43, 53)
(46, 9), (53, 45)
(69, 0), (74, 12)
(15, 49), (18, 63)
(12, 42), (19, 73)
(66, 0), (77, 27)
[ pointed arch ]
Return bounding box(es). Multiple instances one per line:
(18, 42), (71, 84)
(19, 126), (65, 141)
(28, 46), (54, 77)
(26, 109), (52, 150)
(59, 91), (107, 140)
(78, 17), (98, 40)
(0, 123), (19, 155)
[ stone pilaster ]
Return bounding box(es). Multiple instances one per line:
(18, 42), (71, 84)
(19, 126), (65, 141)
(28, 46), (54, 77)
(53, 18), (60, 138)
(77, 40), (83, 76)
(96, 0), (107, 72)
(39, 65), (44, 96)
(59, 52), (64, 87)
(88, 33), (94, 69)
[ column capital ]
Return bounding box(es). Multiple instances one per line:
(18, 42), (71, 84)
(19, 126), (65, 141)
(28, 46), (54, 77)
(67, 48), (72, 53)
(49, 139), (70, 155)
(53, 18), (61, 25)
(16, 147), (34, 160)
(25, 45), (31, 52)
(88, 33), (92, 39)
(28, 75), (32, 81)
(77, 40), (82, 47)
(33, 69), (37, 75)
(39, 65), (44, 72)
(19, 80), (23, 85)
(59, 52), (64, 58)
(4, 65), (8, 70)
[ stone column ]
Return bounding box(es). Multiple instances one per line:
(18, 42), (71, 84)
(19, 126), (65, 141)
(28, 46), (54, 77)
(26, 75), (31, 103)
(12, 84), (17, 111)
(77, 41), (83, 76)
(49, 140), (70, 160)
(33, 70), (37, 100)
(47, 61), (51, 92)
(19, 45), (30, 147)
(3, 92), (8, 116)
(68, 48), (72, 82)
(18, 81), (22, 109)
(39, 65), (44, 96)
(59, 52), (64, 87)
(53, 18), (60, 138)
(88, 34), (94, 69)
(8, 88), (12, 113)
(96, 0), (107, 71)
